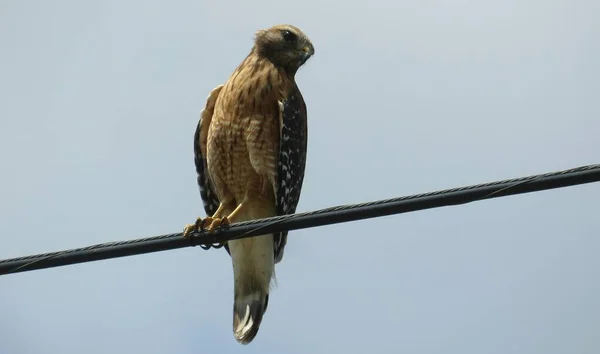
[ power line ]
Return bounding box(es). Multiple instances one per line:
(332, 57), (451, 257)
(1, 163), (599, 276)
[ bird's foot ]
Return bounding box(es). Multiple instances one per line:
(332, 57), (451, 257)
(183, 216), (215, 238)
(205, 216), (230, 232)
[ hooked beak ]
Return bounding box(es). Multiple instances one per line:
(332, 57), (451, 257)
(299, 45), (314, 65)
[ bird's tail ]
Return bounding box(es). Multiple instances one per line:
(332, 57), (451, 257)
(233, 290), (269, 344)
(227, 199), (276, 345)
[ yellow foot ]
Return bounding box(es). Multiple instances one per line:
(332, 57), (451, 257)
(183, 216), (215, 238)
(205, 216), (230, 232)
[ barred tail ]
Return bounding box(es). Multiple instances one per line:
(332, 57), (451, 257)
(228, 230), (275, 344)
(227, 200), (276, 344)
(233, 291), (269, 344)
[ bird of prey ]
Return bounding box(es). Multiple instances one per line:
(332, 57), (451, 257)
(183, 24), (314, 344)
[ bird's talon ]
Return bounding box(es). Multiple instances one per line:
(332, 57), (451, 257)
(206, 216), (231, 232)
(183, 224), (196, 238)
(183, 216), (215, 238)
(220, 216), (230, 228)
(195, 216), (214, 231)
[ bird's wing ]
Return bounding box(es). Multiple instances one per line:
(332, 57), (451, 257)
(194, 85), (225, 236)
(274, 86), (308, 263)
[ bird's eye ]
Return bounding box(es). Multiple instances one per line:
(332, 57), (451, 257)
(281, 30), (297, 42)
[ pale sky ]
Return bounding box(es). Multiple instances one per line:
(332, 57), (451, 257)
(1, 1), (599, 353)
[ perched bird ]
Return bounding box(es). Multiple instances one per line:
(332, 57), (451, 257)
(183, 24), (314, 344)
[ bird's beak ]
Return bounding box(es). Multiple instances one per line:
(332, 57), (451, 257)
(299, 45), (314, 65)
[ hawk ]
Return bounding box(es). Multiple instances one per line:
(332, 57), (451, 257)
(183, 24), (314, 344)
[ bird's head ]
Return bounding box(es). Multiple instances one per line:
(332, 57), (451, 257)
(254, 24), (315, 75)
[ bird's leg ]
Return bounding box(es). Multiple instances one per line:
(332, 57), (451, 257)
(225, 200), (251, 222)
(183, 201), (229, 238)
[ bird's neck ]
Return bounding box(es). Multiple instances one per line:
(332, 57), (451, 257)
(249, 47), (298, 79)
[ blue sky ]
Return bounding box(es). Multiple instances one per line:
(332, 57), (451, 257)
(1, 0), (599, 353)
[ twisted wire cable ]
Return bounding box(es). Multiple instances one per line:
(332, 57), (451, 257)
(1, 163), (598, 276)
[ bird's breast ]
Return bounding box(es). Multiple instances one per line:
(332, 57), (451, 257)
(205, 63), (285, 203)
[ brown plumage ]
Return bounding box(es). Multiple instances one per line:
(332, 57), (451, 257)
(183, 24), (314, 344)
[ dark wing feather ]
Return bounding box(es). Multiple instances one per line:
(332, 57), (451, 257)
(194, 85), (227, 251)
(194, 123), (219, 217)
(275, 87), (308, 263)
